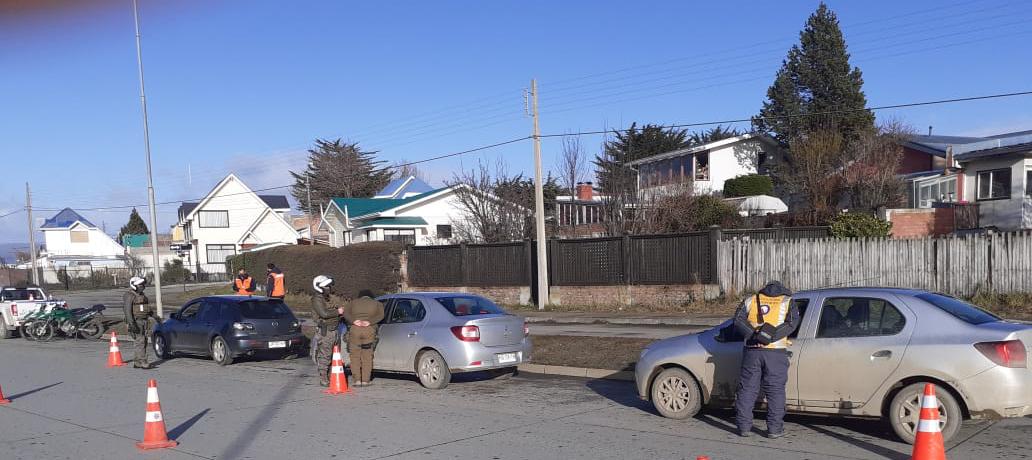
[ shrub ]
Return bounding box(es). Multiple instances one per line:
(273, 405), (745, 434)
(228, 242), (404, 297)
(652, 194), (742, 233)
(723, 174), (774, 198)
(162, 259), (192, 284)
(829, 212), (892, 238)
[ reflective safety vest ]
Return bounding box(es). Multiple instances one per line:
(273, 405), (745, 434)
(270, 273), (285, 297)
(745, 293), (791, 349)
(234, 277), (253, 295)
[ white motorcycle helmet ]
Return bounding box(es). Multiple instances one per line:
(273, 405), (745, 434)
(129, 276), (147, 291)
(313, 275), (334, 294)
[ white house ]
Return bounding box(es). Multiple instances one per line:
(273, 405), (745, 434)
(625, 133), (780, 197)
(954, 133), (1032, 231)
(321, 177), (469, 247)
(39, 208), (126, 269)
(172, 174), (300, 275)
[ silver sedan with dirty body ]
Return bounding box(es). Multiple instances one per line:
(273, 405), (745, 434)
(635, 287), (1032, 443)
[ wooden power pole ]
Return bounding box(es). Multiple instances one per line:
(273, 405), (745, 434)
(25, 183), (39, 285)
(529, 79), (549, 310)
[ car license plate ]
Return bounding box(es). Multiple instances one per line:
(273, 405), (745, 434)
(268, 341), (287, 348)
(497, 352), (517, 364)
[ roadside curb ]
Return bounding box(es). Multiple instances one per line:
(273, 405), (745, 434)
(524, 316), (723, 327)
(518, 363), (634, 381)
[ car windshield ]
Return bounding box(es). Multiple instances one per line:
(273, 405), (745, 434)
(237, 300), (292, 319)
(1, 289), (45, 301)
(435, 296), (507, 317)
(915, 293), (1000, 325)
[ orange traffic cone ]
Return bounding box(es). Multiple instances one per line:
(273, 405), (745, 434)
(0, 383), (11, 404)
(107, 331), (125, 368)
(911, 383), (946, 460)
(136, 379), (178, 450)
(324, 345), (350, 395)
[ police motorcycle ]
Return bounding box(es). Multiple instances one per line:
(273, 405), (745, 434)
(21, 303), (106, 342)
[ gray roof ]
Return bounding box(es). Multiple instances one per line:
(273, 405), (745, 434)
(178, 195), (289, 221)
(905, 129), (1032, 160)
(954, 141), (1032, 162)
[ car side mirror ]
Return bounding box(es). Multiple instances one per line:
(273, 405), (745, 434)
(170, 312), (180, 320)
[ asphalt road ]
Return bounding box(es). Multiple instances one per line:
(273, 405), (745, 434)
(53, 283), (222, 311)
(1, 337), (1029, 459)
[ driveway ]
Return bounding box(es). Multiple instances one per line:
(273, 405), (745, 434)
(0, 337), (1028, 459)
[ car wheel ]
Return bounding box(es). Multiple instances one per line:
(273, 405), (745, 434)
(651, 367), (703, 420)
(211, 336), (233, 366)
(889, 382), (962, 444)
(153, 333), (172, 359)
(417, 350), (451, 390)
(0, 315), (11, 339)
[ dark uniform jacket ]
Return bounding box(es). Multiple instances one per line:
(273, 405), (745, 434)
(734, 281), (799, 349)
(343, 297), (384, 344)
(310, 294), (340, 328)
(122, 290), (153, 320)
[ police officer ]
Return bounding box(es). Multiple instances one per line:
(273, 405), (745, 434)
(311, 275), (343, 387)
(266, 264), (285, 300)
(733, 280), (799, 438)
(233, 269), (255, 295)
(122, 276), (156, 369)
(343, 290), (384, 387)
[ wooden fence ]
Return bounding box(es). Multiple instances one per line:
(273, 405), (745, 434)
(717, 231), (1032, 295)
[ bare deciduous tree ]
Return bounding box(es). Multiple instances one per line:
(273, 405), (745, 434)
(776, 129), (846, 219)
(392, 160), (427, 182)
(447, 160), (532, 243)
(123, 252), (147, 277)
(554, 136), (587, 198)
(841, 121), (911, 212)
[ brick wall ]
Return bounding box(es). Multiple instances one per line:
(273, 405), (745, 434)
(886, 208), (955, 238)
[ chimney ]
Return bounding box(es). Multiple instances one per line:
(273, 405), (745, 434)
(576, 182), (593, 201)
(928, 125), (933, 136)
(945, 145), (955, 173)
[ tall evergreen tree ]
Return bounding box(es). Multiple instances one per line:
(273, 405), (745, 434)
(752, 3), (874, 145)
(290, 138), (393, 210)
(593, 123), (690, 195)
(117, 208), (149, 243)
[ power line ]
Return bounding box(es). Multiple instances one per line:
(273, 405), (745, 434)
(0, 209), (24, 219)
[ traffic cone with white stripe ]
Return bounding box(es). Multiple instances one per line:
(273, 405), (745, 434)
(107, 331), (125, 368)
(0, 383), (11, 404)
(136, 379), (177, 450)
(324, 345), (350, 395)
(911, 383), (946, 460)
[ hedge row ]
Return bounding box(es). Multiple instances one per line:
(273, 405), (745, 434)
(227, 242), (405, 297)
(723, 174), (774, 198)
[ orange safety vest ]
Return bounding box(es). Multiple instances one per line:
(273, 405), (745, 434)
(234, 277), (253, 295)
(745, 293), (792, 349)
(270, 273), (285, 297)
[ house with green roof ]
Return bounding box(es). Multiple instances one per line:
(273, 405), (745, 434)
(320, 177), (468, 247)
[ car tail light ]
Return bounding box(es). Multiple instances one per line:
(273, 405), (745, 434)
(974, 340), (1027, 368)
(233, 322), (255, 332)
(450, 325), (480, 342)
(10, 304), (17, 316)
(523, 324), (530, 337)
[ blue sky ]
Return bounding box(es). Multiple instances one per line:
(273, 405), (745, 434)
(2, 0), (1031, 245)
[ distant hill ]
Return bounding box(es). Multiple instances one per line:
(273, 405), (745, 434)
(0, 243), (27, 265)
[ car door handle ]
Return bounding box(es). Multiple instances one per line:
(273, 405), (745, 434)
(407, 331), (418, 338)
(871, 350), (892, 360)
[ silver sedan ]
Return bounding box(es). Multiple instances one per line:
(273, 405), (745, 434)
(363, 292), (532, 389)
(635, 287), (1032, 443)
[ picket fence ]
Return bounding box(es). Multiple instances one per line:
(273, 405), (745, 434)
(717, 231), (1032, 296)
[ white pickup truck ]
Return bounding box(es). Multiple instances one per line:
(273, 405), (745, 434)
(0, 286), (66, 339)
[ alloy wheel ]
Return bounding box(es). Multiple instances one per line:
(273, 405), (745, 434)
(420, 356), (441, 383)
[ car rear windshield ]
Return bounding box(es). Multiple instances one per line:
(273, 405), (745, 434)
(237, 300), (292, 319)
(435, 296), (507, 317)
(915, 293), (1000, 325)
(1, 289), (44, 301)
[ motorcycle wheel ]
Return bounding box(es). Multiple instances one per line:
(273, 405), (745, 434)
(77, 318), (105, 340)
(20, 321), (38, 341)
(34, 321), (55, 342)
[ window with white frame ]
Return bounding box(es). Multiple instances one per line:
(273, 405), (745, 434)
(977, 168), (1011, 201)
(198, 210), (230, 228)
(916, 176), (957, 208)
(205, 244), (236, 263)
(384, 229), (416, 245)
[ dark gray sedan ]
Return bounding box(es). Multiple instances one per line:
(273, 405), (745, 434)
(153, 296), (304, 365)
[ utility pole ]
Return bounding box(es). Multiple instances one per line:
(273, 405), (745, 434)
(306, 164), (314, 245)
(529, 79), (549, 310)
(25, 183), (39, 286)
(132, 0), (164, 317)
